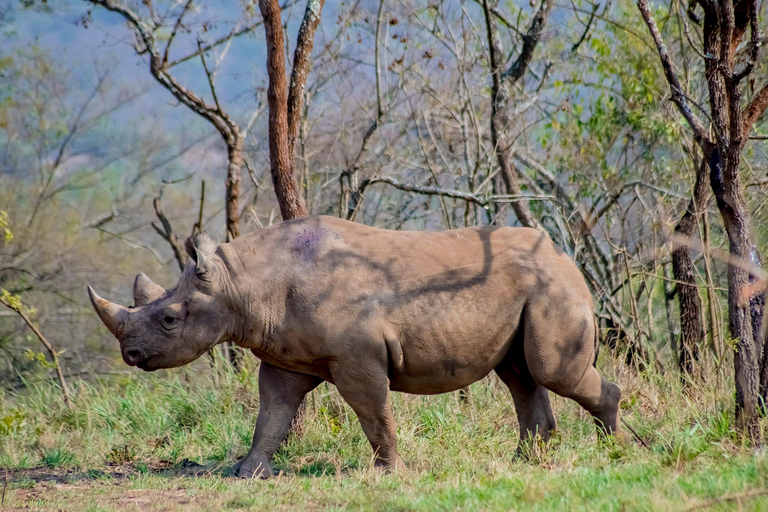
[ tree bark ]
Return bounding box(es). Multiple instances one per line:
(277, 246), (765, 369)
(671, 159), (710, 377)
(287, 0), (325, 148)
(700, 0), (765, 438)
(709, 146), (764, 438)
(259, 0), (309, 221)
(225, 133), (244, 241)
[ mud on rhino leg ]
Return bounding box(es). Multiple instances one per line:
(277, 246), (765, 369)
(331, 363), (404, 471)
(495, 364), (557, 454)
(234, 362), (321, 478)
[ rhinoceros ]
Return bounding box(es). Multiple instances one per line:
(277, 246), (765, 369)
(88, 215), (627, 477)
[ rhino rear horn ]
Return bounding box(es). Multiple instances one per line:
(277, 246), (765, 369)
(133, 273), (165, 306)
(87, 286), (128, 337)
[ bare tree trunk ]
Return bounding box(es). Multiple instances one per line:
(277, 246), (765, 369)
(225, 133), (244, 241)
(701, 0), (765, 437)
(701, 211), (721, 357)
(259, 0), (310, 221)
(671, 159), (710, 377)
(663, 263), (677, 349)
(710, 146), (765, 437)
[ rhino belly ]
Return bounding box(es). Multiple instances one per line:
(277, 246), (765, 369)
(388, 317), (519, 394)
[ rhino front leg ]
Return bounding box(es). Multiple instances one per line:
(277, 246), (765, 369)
(234, 362), (321, 478)
(331, 362), (404, 471)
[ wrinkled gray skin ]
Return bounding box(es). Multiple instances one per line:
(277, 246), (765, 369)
(89, 216), (628, 478)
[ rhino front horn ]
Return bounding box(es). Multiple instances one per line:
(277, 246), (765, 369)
(87, 286), (128, 337)
(133, 273), (165, 306)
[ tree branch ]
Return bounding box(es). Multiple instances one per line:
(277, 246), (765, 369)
(482, 0), (549, 229)
(733, 0), (759, 83)
(502, 0), (553, 85)
(259, 0), (309, 220)
(357, 175), (552, 207)
(286, 0), (325, 145)
(0, 294), (73, 408)
(86, 0), (237, 143)
(571, 2), (598, 53)
(151, 194), (188, 273)
(743, 82), (768, 133)
(636, 0), (712, 150)
(162, 0), (194, 66)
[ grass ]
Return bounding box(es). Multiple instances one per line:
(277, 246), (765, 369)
(1, 355), (767, 511)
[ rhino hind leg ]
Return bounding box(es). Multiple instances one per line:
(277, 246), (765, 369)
(234, 362), (321, 478)
(559, 366), (626, 440)
(521, 305), (627, 443)
(494, 363), (557, 451)
(331, 362), (405, 471)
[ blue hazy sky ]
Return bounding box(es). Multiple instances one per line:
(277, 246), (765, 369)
(2, 0), (350, 131)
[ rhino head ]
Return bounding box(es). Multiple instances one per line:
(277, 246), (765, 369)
(88, 234), (240, 371)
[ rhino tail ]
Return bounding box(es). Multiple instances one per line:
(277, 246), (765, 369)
(593, 312), (600, 368)
(385, 336), (406, 375)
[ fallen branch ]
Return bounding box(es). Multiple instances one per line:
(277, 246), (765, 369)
(620, 418), (649, 449)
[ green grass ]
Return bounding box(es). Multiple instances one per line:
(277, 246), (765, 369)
(1, 356), (767, 511)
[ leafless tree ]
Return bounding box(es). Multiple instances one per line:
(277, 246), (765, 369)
(86, 0), (273, 241)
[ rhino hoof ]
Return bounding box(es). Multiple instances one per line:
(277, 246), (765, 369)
(232, 457), (273, 479)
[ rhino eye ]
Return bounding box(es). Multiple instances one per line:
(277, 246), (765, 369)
(164, 316), (175, 324)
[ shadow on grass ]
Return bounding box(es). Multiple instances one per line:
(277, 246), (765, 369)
(3, 457), (361, 486)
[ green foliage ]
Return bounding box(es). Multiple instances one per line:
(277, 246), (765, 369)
(0, 288), (36, 317)
(0, 210), (11, 243)
(23, 349), (57, 369)
(41, 448), (75, 468)
(0, 409), (25, 435)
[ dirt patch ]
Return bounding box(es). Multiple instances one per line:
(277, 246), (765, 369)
(95, 488), (196, 511)
(8, 485), (200, 512)
(1, 462), (231, 511)
(2, 459), (216, 485)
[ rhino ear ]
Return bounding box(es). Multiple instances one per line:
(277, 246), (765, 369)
(185, 233), (217, 277)
(133, 273), (165, 306)
(185, 233), (217, 262)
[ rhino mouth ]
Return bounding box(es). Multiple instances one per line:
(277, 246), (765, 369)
(136, 358), (158, 372)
